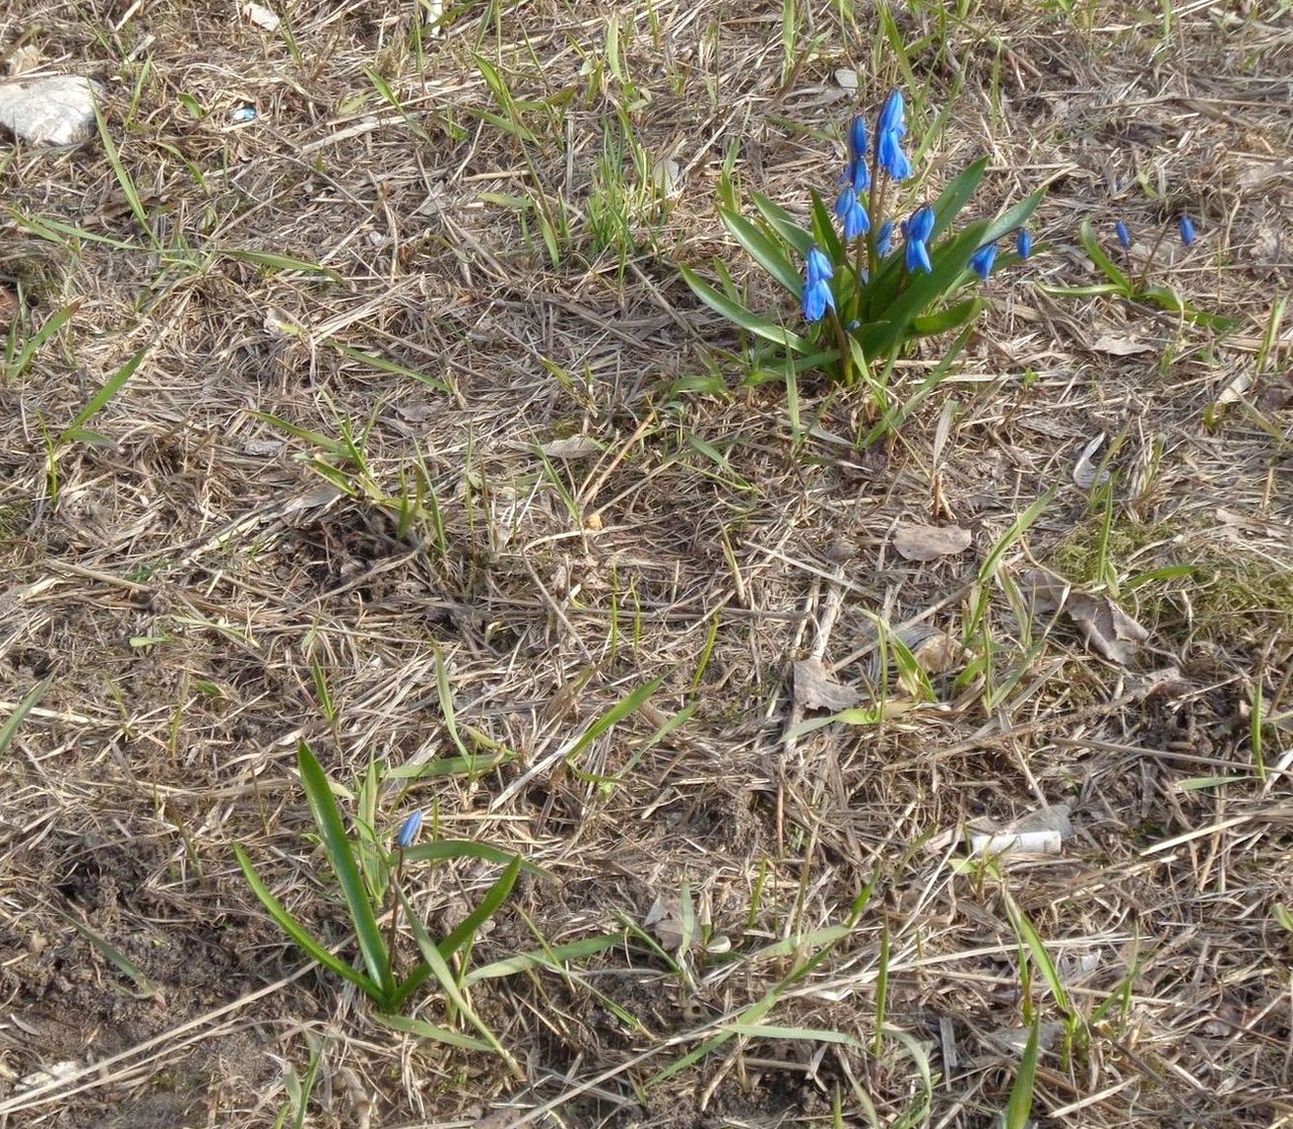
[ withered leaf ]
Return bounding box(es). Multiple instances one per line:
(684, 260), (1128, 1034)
(893, 523), (972, 562)
(794, 658), (862, 711)
(1021, 569), (1149, 665)
(1091, 333), (1154, 356)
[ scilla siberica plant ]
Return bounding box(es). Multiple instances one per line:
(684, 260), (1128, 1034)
(682, 90), (1042, 393)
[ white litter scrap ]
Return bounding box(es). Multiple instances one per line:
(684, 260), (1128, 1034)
(0, 74), (100, 145)
(242, 2), (281, 31)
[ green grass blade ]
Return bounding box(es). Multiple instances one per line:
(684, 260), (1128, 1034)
(373, 1010), (495, 1052)
(397, 886), (521, 1072)
(398, 840), (548, 877)
(334, 345), (448, 392)
(0, 678), (51, 756)
(296, 741), (392, 997)
(233, 845), (380, 996)
(464, 931), (626, 985)
(562, 675), (665, 766)
(1002, 1018), (1041, 1129)
(750, 193), (814, 257)
(4, 301), (78, 381)
(56, 909), (164, 1001)
(218, 248), (342, 281)
(59, 345), (149, 444)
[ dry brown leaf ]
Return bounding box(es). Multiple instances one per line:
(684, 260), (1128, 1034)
(1091, 333), (1154, 356)
(1072, 434), (1110, 489)
(893, 523), (972, 561)
(1065, 592), (1149, 664)
(539, 435), (601, 459)
(1021, 569), (1149, 664)
(794, 658), (862, 711)
(643, 894), (689, 951)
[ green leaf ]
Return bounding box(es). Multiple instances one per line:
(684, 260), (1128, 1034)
(233, 844), (381, 996)
(911, 296), (983, 336)
(296, 741), (393, 997)
(562, 675), (664, 767)
(396, 886), (520, 1072)
(750, 193), (814, 257)
(719, 207), (802, 294)
(931, 158), (988, 239)
(334, 346), (447, 392)
(0, 677), (51, 756)
(464, 931), (626, 985)
(372, 1010), (495, 1052)
(398, 839), (548, 877)
(679, 266), (812, 352)
(1078, 217), (1131, 293)
(440, 855), (522, 961)
(60, 345), (149, 445)
(1002, 1018), (1041, 1129)
(219, 248), (342, 281)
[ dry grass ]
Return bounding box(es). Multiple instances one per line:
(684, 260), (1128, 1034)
(1, 1), (1291, 1126)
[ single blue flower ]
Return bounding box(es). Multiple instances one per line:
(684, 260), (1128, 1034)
(834, 186), (855, 222)
(904, 205), (935, 273)
(396, 809), (423, 849)
(848, 115), (868, 161)
(806, 245), (834, 285)
(877, 128), (912, 180)
(876, 220), (895, 256)
(1115, 220), (1131, 250)
(877, 90), (907, 140)
(907, 205), (934, 244)
(1016, 229), (1033, 260)
(840, 193), (870, 239)
(970, 242), (999, 280)
(849, 155), (870, 193)
(1178, 215), (1197, 246)
(802, 246), (836, 321)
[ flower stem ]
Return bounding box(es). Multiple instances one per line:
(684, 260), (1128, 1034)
(1134, 224), (1169, 293)
(829, 309), (853, 385)
(386, 847), (406, 975)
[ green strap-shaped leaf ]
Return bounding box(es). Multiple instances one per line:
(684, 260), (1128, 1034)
(296, 740), (393, 997)
(679, 266), (812, 352)
(234, 844), (381, 997)
(439, 855), (522, 961)
(749, 193), (814, 257)
(1078, 216), (1132, 293)
(719, 207), (802, 294)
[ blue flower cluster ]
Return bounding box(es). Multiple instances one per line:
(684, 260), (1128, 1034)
(802, 90), (1035, 323)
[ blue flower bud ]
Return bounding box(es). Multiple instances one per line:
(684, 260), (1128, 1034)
(876, 220), (894, 257)
(907, 205), (935, 244)
(1016, 229), (1033, 260)
(1178, 215), (1197, 246)
(1115, 220), (1131, 250)
(848, 115), (868, 161)
(877, 90), (906, 140)
(802, 246), (836, 321)
(877, 128), (912, 181)
(970, 243), (998, 280)
(840, 194), (870, 239)
(806, 245), (834, 285)
(849, 155), (870, 193)
(903, 205), (935, 274)
(396, 809), (423, 849)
